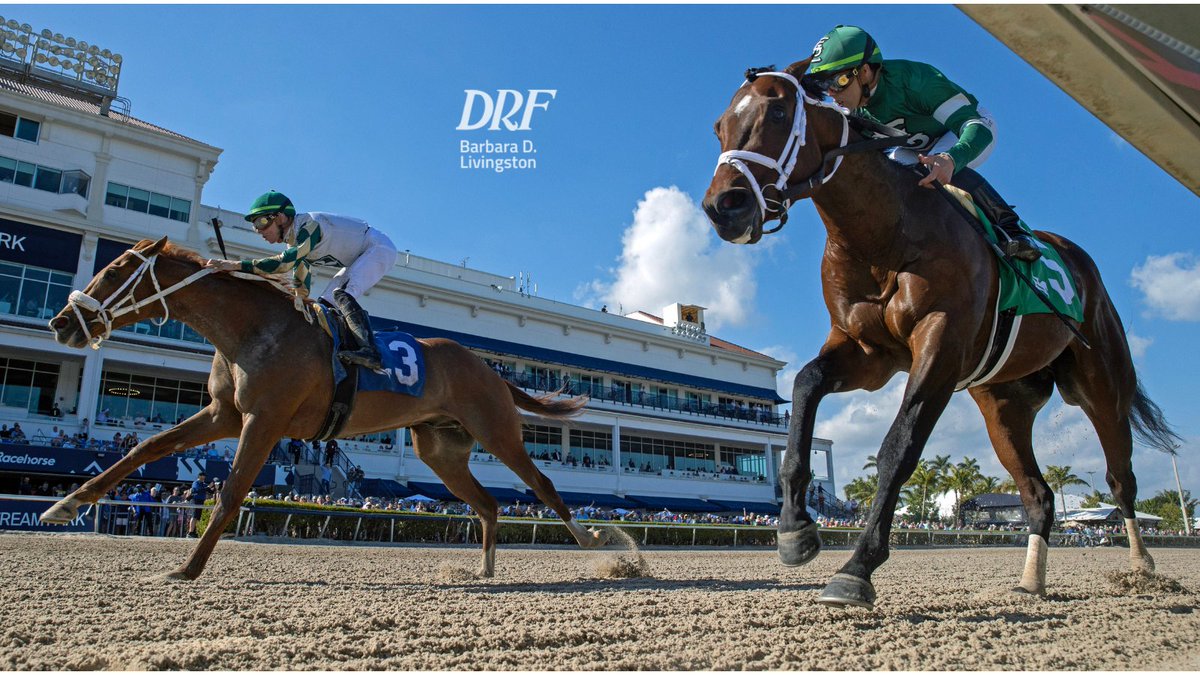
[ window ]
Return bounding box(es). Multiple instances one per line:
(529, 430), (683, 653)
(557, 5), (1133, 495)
(720, 445), (767, 478)
(98, 370), (211, 425)
(0, 358), (60, 414)
(0, 110), (40, 143)
(621, 434), (714, 473)
(33, 166), (61, 193)
(568, 429), (612, 468)
(105, 182), (191, 222)
(0, 154), (88, 197)
(522, 424), (561, 460)
(0, 261), (73, 321)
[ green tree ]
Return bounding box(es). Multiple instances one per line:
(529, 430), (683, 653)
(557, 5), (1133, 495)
(1081, 490), (1113, 509)
(941, 457), (982, 526)
(904, 459), (942, 522)
(998, 476), (1019, 494)
(1136, 490), (1196, 532)
(863, 454), (878, 472)
(1044, 465), (1088, 516)
(971, 475), (1001, 499)
(844, 474), (880, 511)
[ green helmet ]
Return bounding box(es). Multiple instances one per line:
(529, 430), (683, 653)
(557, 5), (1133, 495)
(244, 190), (295, 222)
(809, 25), (882, 75)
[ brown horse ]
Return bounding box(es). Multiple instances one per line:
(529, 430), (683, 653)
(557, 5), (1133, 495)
(702, 60), (1180, 609)
(39, 237), (608, 579)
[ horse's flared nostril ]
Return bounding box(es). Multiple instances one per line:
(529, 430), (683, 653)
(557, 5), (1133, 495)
(714, 189), (753, 217)
(49, 315), (68, 331)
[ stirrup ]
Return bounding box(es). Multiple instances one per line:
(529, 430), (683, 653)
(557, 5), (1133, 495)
(338, 348), (382, 370)
(1001, 236), (1042, 262)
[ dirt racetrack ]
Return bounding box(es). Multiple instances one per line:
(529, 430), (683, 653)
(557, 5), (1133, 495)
(1, 531), (1197, 670)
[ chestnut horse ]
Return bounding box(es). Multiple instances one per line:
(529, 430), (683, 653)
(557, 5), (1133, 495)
(703, 60), (1180, 609)
(40, 237), (607, 579)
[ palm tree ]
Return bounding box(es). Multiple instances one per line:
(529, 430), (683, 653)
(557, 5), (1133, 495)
(844, 474), (880, 511)
(904, 459), (941, 522)
(1044, 465), (1088, 516)
(863, 454), (878, 472)
(972, 475), (1001, 498)
(941, 457), (982, 526)
(998, 476), (1019, 494)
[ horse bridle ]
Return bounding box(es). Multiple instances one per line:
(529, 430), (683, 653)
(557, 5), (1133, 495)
(714, 71), (850, 236)
(713, 70), (910, 236)
(61, 248), (214, 349)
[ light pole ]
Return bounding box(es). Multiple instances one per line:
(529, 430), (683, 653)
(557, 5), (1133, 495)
(1168, 443), (1191, 536)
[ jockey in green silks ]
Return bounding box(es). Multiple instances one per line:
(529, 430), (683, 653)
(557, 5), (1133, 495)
(204, 190), (398, 370)
(806, 25), (1041, 262)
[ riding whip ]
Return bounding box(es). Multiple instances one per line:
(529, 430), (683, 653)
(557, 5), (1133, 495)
(210, 215), (228, 260)
(921, 168), (1093, 349)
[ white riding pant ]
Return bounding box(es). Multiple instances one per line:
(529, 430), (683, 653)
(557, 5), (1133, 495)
(318, 228), (399, 303)
(886, 107), (997, 169)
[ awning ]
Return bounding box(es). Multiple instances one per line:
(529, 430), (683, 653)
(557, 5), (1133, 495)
(407, 481), (458, 501)
(485, 486), (535, 503)
(709, 499), (781, 515)
(359, 479), (414, 499)
(372, 317), (787, 404)
(530, 491), (640, 509)
(626, 494), (715, 512)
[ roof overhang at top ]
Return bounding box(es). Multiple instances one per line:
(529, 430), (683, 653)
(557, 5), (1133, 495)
(371, 316), (788, 404)
(960, 4), (1200, 196)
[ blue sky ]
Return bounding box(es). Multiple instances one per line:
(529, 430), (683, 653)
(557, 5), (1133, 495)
(13, 5), (1200, 500)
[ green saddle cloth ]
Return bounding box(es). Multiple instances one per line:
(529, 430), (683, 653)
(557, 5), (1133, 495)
(971, 205), (1084, 322)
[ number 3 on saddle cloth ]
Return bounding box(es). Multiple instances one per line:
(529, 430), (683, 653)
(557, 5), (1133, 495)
(944, 186), (1085, 392)
(309, 302), (427, 441)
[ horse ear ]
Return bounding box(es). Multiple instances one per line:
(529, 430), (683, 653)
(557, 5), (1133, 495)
(784, 58), (813, 79)
(143, 236), (169, 256)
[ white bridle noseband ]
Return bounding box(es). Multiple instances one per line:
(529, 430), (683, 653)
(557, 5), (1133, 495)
(714, 71), (850, 236)
(61, 248), (214, 349)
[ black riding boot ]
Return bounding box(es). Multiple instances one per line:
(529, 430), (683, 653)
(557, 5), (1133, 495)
(952, 168), (1042, 262)
(332, 288), (383, 370)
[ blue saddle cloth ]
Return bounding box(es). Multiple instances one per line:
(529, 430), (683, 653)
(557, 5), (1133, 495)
(317, 304), (426, 398)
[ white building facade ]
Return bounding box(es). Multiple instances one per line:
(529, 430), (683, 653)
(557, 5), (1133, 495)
(0, 48), (836, 512)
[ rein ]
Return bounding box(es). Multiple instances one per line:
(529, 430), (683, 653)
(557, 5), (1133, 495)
(714, 71), (909, 235)
(63, 249), (311, 349)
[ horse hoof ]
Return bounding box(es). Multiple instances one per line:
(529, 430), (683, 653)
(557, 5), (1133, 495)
(816, 573), (876, 610)
(1011, 585), (1044, 596)
(39, 498), (81, 525)
(163, 571), (194, 582)
(1133, 555), (1156, 573)
(587, 527), (610, 548)
(777, 522), (821, 566)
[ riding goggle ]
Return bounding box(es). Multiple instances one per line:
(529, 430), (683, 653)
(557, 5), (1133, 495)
(817, 68), (859, 93)
(251, 213), (277, 231)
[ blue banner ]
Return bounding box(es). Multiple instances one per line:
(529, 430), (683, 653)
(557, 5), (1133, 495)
(0, 217), (82, 272)
(0, 496), (94, 532)
(0, 445), (278, 485)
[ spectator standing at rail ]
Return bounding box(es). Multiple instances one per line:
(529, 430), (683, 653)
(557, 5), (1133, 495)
(324, 439), (340, 466)
(188, 472), (208, 538)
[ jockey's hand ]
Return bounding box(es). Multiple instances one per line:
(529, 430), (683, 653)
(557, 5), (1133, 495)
(204, 259), (240, 272)
(917, 152), (955, 188)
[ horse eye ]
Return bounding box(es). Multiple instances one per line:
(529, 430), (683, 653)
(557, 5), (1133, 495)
(769, 106), (788, 121)
(104, 269), (117, 279)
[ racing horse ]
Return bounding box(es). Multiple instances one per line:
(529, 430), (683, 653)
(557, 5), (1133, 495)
(40, 237), (608, 579)
(702, 59), (1180, 608)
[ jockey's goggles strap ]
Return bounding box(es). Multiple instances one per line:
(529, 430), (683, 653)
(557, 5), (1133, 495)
(714, 71), (850, 223)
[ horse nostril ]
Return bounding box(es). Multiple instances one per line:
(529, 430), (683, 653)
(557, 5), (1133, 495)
(49, 316), (68, 330)
(718, 190), (748, 214)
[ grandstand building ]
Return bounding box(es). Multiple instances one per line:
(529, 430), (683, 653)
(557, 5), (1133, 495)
(0, 19), (836, 514)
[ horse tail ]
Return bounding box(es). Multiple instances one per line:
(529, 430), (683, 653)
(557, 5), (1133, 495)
(1129, 377), (1183, 454)
(505, 382), (589, 419)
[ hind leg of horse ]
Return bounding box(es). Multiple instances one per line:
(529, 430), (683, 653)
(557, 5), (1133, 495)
(169, 412), (289, 580)
(40, 404), (242, 524)
(464, 413), (605, 550)
(411, 425), (501, 577)
(779, 330), (898, 567)
(819, 319), (960, 609)
(1056, 348), (1155, 572)
(969, 373), (1057, 595)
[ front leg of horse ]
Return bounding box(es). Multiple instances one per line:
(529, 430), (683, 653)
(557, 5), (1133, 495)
(818, 326), (959, 609)
(40, 406), (239, 525)
(169, 414), (285, 580)
(779, 338), (893, 567)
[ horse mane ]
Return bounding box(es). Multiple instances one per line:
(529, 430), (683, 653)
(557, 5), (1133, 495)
(144, 239), (209, 268)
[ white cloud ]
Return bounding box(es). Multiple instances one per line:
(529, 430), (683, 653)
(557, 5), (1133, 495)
(1130, 252), (1200, 321)
(578, 186), (759, 331)
(1126, 331), (1152, 360)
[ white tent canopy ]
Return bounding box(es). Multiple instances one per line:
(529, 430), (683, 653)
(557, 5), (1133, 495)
(1059, 503), (1161, 523)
